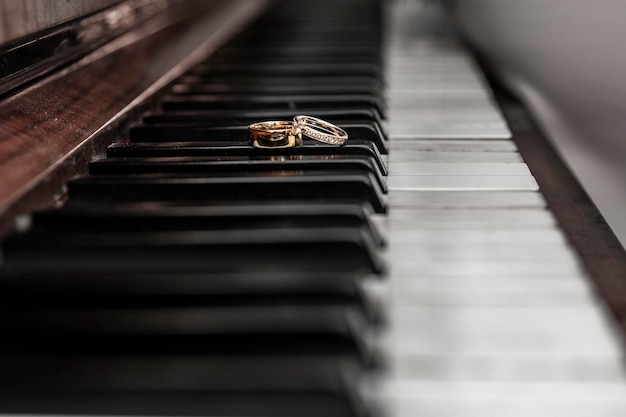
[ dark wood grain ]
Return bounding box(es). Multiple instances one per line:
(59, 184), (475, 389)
(496, 87), (626, 335)
(1, 0), (190, 95)
(0, 0), (120, 45)
(0, 0), (269, 236)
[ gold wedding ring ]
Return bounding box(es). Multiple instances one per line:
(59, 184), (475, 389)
(249, 121), (302, 149)
(294, 115), (348, 145)
(249, 116), (347, 148)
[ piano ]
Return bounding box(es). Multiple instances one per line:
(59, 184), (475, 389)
(1, 0), (626, 415)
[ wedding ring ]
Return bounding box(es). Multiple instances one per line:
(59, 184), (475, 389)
(294, 115), (348, 145)
(249, 121), (302, 149)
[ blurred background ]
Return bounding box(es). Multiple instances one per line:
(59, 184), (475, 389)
(450, 0), (626, 247)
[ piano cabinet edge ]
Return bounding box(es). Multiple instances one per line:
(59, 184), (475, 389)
(0, 0), (270, 238)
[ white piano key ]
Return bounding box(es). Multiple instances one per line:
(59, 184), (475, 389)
(388, 81), (482, 91)
(389, 191), (547, 209)
(387, 45), (471, 58)
(379, 381), (626, 417)
(386, 220), (554, 231)
(388, 53), (474, 63)
(389, 354), (626, 382)
(388, 69), (484, 80)
(389, 117), (506, 128)
(389, 90), (493, 99)
(388, 108), (502, 120)
(389, 118), (509, 132)
(388, 175), (538, 191)
(387, 228), (567, 245)
(387, 44), (468, 53)
(387, 45), (469, 55)
(389, 285), (599, 308)
(388, 151), (523, 163)
(388, 63), (477, 70)
(389, 121), (512, 139)
(390, 261), (586, 278)
(389, 102), (503, 115)
(386, 229), (574, 259)
(388, 67), (490, 84)
(388, 209), (555, 227)
(389, 115), (506, 126)
(387, 47), (478, 63)
(388, 81), (487, 90)
(388, 77), (481, 87)
(391, 272), (593, 292)
(390, 306), (623, 356)
(389, 140), (517, 152)
(387, 47), (469, 56)
(389, 267), (589, 284)
(381, 1), (626, 413)
(389, 162), (529, 176)
(396, 285), (593, 308)
(388, 64), (478, 72)
(388, 90), (493, 102)
(365, 275), (593, 307)
(385, 244), (577, 263)
(388, 99), (501, 109)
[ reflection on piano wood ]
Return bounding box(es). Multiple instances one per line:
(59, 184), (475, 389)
(1, 0), (626, 416)
(0, 0), (268, 235)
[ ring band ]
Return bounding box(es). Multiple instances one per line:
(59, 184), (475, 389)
(294, 115), (348, 145)
(249, 121), (302, 149)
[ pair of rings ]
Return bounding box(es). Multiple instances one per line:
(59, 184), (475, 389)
(249, 115), (348, 149)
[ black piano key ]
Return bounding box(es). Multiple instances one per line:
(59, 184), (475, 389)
(0, 269), (360, 295)
(225, 34), (379, 46)
(0, 303), (373, 358)
(140, 118), (387, 149)
(30, 202), (385, 244)
(0, 0), (388, 416)
(214, 43), (381, 54)
(0, 270), (380, 319)
(128, 123), (388, 154)
(0, 392), (361, 417)
(183, 69), (384, 92)
(223, 40), (379, 52)
(0, 264), (382, 323)
(65, 172), (387, 213)
(3, 226), (385, 274)
(160, 94), (386, 118)
(170, 82), (383, 98)
(106, 141), (388, 175)
(1, 275), (382, 325)
(201, 47), (381, 64)
(176, 75), (384, 91)
(205, 55), (382, 68)
(88, 156), (387, 192)
(28, 203), (384, 245)
(0, 355), (363, 394)
(192, 62), (382, 77)
(145, 108), (384, 127)
(211, 42), (380, 52)
(0, 356), (367, 417)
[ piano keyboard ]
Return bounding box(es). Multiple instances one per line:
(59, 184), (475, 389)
(381, 1), (626, 416)
(1, 0), (625, 416)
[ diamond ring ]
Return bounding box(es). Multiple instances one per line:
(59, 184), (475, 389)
(294, 115), (348, 145)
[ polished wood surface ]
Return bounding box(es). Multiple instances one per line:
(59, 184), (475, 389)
(0, 0), (269, 236)
(1, 0), (191, 95)
(0, 0), (119, 44)
(499, 88), (626, 333)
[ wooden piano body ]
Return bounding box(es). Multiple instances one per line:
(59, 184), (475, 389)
(1, 0), (626, 415)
